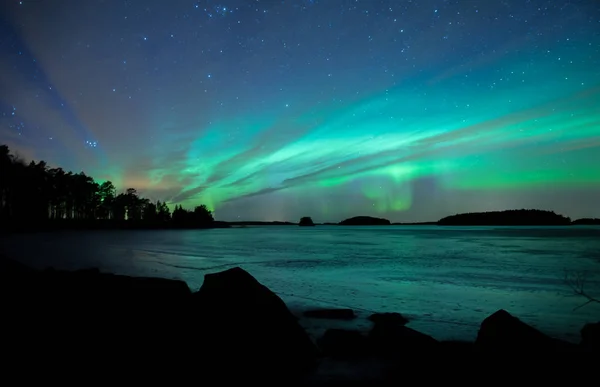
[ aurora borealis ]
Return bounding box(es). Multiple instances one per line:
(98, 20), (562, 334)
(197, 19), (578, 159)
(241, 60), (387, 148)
(1, 0), (599, 222)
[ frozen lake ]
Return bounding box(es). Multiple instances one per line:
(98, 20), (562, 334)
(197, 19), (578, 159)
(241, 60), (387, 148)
(2, 225), (599, 343)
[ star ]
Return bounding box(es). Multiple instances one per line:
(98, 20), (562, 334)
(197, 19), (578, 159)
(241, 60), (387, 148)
(0, 0), (598, 225)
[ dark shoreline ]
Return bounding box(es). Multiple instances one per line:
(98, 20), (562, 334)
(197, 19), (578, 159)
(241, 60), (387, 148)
(3, 222), (599, 236)
(2, 256), (597, 383)
(2, 209), (598, 235)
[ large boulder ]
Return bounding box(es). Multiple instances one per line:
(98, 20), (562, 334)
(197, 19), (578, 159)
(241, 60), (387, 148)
(1, 257), (192, 323)
(1, 257), (194, 378)
(475, 309), (574, 354)
(476, 309), (547, 350)
(192, 267), (318, 380)
(581, 321), (600, 352)
(31, 267), (192, 324)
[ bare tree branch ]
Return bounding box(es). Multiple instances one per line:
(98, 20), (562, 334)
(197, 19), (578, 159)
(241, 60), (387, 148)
(564, 270), (600, 311)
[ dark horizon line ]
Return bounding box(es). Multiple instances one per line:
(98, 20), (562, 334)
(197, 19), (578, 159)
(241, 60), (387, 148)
(222, 220), (437, 225)
(220, 212), (599, 226)
(6, 211), (599, 226)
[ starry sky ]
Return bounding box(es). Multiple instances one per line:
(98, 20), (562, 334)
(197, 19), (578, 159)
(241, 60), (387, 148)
(1, 0), (599, 222)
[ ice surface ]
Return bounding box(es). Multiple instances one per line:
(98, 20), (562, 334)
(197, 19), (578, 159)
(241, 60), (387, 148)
(2, 225), (599, 342)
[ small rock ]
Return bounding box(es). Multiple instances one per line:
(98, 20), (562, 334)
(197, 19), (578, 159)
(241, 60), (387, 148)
(368, 312), (409, 326)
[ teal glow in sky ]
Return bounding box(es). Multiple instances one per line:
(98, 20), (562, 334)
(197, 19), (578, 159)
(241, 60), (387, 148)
(1, 0), (599, 222)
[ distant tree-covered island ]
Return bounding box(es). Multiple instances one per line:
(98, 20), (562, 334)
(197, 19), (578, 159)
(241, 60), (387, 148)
(571, 218), (600, 225)
(437, 209), (572, 226)
(298, 217), (315, 226)
(0, 144), (222, 232)
(339, 216), (391, 226)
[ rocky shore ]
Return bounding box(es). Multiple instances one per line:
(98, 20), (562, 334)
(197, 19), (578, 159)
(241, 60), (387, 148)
(1, 256), (598, 384)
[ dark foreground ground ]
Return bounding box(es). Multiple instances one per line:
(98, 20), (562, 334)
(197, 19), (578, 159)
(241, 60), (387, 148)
(1, 255), (598, 385)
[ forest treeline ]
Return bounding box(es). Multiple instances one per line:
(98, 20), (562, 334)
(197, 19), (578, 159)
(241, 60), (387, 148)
(0, 145), (219, 231)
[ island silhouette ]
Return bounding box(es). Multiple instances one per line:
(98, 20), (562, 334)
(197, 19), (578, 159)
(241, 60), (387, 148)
(572, 218), (600, 225)
(299, 217), (315, 226)
(339, 216), (391, 226)
(0, 144), (597, 232)
(437, 209), (572, 226)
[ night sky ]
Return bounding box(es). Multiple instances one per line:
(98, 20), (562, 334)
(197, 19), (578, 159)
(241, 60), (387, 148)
(1, 0), (599, 222)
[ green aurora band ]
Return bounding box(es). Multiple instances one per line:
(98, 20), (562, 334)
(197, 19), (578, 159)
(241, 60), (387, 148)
(2, 2), (599, 222)
(166, 46), (599, 220)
